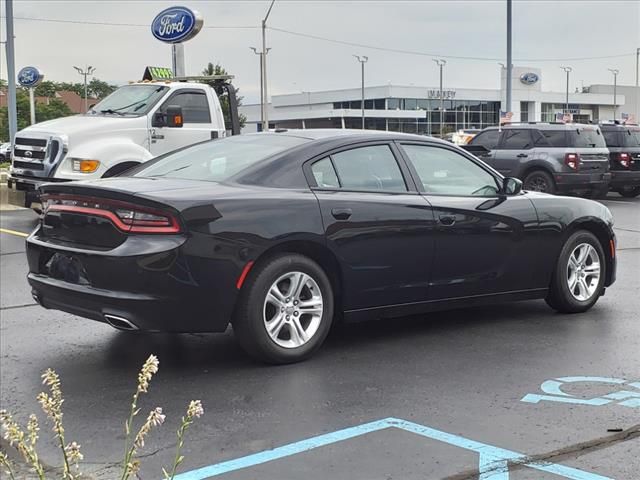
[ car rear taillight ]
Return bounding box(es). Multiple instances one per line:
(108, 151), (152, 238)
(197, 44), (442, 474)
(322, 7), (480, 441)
(564, 153), (580, 171)
(618, 152), (631, 168)
(41, 194), (181, 234)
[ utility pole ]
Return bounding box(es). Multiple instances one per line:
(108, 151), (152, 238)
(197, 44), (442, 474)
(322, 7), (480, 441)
(608, 68), (619, 119)
(261, 0), (275, 131)
(506, 0), (512, 115)
(433, 59), (446, 137)
(5, 0), (18, 143)
(353, 55), (368, 129)
(250, 47), (267, 131)
(560, 66), (572, 114)
(73, 66), (95, 113)
(636, 47), (639, 88)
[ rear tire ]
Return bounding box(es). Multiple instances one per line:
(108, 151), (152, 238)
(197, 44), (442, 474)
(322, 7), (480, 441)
(616, 186), (640, 198)
(545, 230), (606, 313)
(233, 253), (334, 364)
(524, 170), (556, 194)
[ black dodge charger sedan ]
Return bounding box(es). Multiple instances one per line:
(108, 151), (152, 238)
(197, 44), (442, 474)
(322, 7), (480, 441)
(26, 130), (616, 363)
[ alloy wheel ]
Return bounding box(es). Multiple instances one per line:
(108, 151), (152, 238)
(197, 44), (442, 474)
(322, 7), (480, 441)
(526, 176), (548, 192)
(566, 243), (601, 301)
(263, 271), (324, 348)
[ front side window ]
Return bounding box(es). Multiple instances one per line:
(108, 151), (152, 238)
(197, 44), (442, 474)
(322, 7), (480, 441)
(500, 129), (533, 149)
(160, 91), (211, 123)
(472, 130), (500, 150)
(331, 145), (407, 192)
(402, 144), (500, 196)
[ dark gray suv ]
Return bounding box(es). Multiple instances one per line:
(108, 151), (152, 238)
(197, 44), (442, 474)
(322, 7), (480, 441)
(468, 123), (611, 196)
(600, 122), (640, 198)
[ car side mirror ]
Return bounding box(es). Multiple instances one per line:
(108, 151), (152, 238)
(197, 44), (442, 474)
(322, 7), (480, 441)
(166, 105), (183, 128)
(503, 177), (523, 195)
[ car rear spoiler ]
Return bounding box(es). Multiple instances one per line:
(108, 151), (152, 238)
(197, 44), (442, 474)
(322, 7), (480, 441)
(461, 145), (490, 154)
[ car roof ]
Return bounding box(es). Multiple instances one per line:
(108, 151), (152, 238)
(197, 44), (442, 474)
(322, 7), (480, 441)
(247, 129), (451, 145)
(482, 123), (599, 131)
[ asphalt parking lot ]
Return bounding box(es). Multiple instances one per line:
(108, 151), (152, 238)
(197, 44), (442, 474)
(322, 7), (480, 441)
(1, 194), (639, 480)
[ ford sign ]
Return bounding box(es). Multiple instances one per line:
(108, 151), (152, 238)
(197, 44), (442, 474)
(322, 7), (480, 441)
(520, 72), (539, 85)
(151, 6), (203, 43)
(17, 66), (44, 88)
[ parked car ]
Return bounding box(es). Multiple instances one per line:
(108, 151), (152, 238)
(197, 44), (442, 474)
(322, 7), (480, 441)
(599, 122), (640, 198)
(468, 123), (611, 196)
(0, 142), (12, 163)
(27, 130), (616, 363)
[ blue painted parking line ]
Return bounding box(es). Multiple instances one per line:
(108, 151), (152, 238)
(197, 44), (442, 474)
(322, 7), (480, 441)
(522, 376), (640, 408)
(174, 417), (612, 480)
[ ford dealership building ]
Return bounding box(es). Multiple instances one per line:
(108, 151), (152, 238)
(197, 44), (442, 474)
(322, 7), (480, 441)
(240, 66), (637, 134)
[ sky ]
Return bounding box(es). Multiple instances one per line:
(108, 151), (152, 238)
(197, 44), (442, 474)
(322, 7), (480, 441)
(1, 0), (639, 104)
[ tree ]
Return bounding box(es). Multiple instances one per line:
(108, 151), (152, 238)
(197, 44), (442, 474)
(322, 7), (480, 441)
(34, 81), (58, 97)
(200, 62), (246, 129)
(87, 79), (117, 99)
(0, 90), (72, 142)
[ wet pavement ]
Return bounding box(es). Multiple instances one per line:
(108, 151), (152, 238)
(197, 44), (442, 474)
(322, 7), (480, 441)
(1, 195), (639, 479)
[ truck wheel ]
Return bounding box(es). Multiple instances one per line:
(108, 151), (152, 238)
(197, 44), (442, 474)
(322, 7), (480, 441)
(616, 186), (640, 198)
(524, 170), (556, 194)
(233, 253), (334, 364)
(545, 230), (606, 314)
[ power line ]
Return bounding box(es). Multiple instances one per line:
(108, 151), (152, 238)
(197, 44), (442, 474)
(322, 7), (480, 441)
(1, 15), (636, 63)
(1, 15), (258, 29)
(268, 26), (636, 63)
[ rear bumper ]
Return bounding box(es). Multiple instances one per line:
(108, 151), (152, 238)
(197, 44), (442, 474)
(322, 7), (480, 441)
(554, 172), (611, 193)
(609, 170), (640, 189)
(26, 231), (240, 333)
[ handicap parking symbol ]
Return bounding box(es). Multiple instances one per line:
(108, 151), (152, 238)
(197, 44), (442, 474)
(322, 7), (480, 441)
(174, 417), (612, 480)
(522, 376), (640, 408)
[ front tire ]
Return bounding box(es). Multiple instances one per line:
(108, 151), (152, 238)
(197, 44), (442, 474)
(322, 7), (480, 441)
(616, 186), (640, 198)
(524, 170), (556, 194)
(233, 254), (334, 364)
(546, 230), (606, 313)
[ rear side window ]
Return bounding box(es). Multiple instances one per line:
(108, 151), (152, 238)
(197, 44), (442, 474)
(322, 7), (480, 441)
(471, 130), (500, 150)
(602, 130), (621, 147)
(500, 129), (533, 149)
(569, 128), (606, 148)
(311, 158), (340, 188)
(331, 145), (407, 192)
(535, 130), (567, 147)
(622, 129), (640, 147)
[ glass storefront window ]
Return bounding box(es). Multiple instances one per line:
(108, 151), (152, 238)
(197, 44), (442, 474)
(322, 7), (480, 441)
(387, 98), (401, 110)
(374, 99), (385, 110)
(404, 99), (418, 110)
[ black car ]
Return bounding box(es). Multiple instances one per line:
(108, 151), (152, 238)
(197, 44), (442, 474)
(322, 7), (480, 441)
(600, 122), (640, 198)
(27, 130), (617, 363)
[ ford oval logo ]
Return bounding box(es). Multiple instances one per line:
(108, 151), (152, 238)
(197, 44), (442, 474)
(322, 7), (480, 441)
(520, 72), (539, 85)
(17, 66), (44, 88)
(151, 6), (203, 43)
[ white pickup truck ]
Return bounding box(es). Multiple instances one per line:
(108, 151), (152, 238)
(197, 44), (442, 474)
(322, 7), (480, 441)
(8, 74), (241, 210)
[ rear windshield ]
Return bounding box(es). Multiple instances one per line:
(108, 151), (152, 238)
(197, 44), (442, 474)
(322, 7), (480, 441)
(569, 128), (606, 148)
(602, 130), (621, 147)
(622, 129), (640, 147)
(133, 134), (309, 182)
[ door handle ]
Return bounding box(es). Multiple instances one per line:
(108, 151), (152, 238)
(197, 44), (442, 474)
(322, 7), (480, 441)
(517, 153), (528, 158)
(438, 214), (456, 226)
(331, 208), (352, 220)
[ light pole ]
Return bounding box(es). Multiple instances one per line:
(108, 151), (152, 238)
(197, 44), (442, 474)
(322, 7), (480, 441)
(250, 47), (269, 131)
(353, 55), (368, 129)
(506, 0), (512, 115)
(608, 68), (619, 119)
(261, 0), (275, 131)
(5, 0), (18, 144)
(433, 59), (446, 137)
(560, 66), (572, 115)
(73, 66), (95, 113)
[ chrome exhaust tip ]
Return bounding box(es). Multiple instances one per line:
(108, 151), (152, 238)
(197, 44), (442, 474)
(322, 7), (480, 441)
(104, 314), (139, 331)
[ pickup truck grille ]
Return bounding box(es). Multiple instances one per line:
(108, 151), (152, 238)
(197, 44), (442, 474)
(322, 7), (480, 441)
(11, 135), (65, 179)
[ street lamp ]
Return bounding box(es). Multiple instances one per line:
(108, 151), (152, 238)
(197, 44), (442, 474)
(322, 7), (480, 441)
(250, 47), (269, 131)
(560, 66), (572, 115)
(353, 55), (368, 129)
(433, 59), (446, 137)
(607, 68), (619, 119)
(73, 65), (95, 113)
